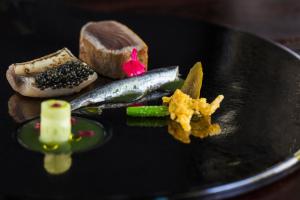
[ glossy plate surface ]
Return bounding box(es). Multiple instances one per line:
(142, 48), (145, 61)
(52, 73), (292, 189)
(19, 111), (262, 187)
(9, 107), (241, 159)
(0, 2), (300, 199)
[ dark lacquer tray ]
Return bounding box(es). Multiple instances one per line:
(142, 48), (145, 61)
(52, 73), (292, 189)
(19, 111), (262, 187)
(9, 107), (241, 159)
(0, 2), (300, 200)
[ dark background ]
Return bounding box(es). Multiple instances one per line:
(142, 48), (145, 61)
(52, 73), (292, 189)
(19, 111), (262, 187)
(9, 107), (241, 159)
(2, 0), (299, 50)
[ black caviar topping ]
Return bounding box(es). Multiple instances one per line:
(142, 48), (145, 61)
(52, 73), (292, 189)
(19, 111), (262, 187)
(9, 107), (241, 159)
(35, 61), (95, 90)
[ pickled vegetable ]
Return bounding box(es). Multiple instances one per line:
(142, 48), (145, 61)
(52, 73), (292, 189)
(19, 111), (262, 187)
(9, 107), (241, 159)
(181, 62), (203, 98)
(39, 100), (71, 144)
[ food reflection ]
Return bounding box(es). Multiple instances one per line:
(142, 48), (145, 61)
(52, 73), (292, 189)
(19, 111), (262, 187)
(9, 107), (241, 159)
(36, 141), (73, 175)
(44, 153), (72, 175)
(8, 94), (42, 123)
(7, 75), (111, 123)
(127, 117), (168, 127)
(168, 116), (221, 144)
(127, 115), (221, 143)
(17, 116), (108, 175)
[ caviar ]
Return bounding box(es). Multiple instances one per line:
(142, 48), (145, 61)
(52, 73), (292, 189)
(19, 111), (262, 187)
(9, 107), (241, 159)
(35, 61), (95, 90)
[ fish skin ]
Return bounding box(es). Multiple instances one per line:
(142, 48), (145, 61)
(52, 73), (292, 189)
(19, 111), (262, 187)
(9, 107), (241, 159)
(97, 91), (170, 110)
(70, 66), (179, 110)
(73, 91), (171, 115)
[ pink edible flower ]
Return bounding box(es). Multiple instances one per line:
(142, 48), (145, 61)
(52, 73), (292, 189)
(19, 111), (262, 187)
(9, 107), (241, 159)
(122, 48), (146, 77)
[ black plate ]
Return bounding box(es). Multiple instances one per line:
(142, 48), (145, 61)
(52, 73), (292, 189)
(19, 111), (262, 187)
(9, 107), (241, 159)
(1, 2), (300, 200)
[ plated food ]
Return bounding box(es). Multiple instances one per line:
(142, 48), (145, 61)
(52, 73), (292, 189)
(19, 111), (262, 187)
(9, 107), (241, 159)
(70, 66), (179, 110)
(6, 48), (97, 97)
(79, 20), (148, 79)
(126, 62), (224, 143)
(3, 11), (300, 199)
(7, 19), (224, 147)
(40, 100), (71, 144)
(18, 109), (107, 175)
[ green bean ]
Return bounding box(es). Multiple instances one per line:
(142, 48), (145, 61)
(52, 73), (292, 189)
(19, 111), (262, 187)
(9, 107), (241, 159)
(126, 106), (169, 117)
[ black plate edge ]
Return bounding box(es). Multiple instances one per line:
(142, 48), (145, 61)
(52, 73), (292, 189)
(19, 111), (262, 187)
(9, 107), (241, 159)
(171, 151), (300, 200)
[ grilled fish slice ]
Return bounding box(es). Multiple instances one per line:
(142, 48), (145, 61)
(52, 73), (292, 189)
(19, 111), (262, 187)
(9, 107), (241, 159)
(79, 20), (148, 79)
(13, 48), (76, 76)
(6, 48), (98, 98)
(70, 66), (179, 110)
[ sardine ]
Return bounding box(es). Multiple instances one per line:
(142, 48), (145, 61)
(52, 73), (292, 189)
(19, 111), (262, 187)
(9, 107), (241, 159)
(98, 91), (170, 110)
(70, 66), (179, 110)
(74, 91), (171, 115)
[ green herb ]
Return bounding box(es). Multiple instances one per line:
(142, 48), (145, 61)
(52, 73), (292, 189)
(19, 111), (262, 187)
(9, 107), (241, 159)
(126, 106), (169, 117)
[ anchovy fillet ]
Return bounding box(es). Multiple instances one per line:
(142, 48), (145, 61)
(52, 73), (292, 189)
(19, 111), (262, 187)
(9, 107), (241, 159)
(70, 66), (179, 110)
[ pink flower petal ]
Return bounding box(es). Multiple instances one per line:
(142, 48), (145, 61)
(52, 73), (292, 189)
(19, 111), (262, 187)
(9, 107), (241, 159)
(122, 48), (146, 77)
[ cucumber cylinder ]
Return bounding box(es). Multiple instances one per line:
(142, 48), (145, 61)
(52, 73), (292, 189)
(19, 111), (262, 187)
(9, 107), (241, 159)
(39, 100), (71, 144)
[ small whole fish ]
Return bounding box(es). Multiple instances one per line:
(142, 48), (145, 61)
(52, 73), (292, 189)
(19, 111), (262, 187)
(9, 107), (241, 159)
(74, 91), (171, 115)
(70, 66), (179, 110)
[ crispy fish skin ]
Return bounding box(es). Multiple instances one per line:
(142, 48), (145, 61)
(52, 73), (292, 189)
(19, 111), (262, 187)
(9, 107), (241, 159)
(70, 66), (179, 110)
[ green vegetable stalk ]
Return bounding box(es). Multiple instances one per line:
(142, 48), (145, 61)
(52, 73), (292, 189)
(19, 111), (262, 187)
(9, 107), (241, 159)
(126, 106), (169, 117)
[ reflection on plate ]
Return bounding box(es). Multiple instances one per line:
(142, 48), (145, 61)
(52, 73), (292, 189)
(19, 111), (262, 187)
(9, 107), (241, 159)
(44, 153), (72, 175)
(8, 94), (42, 123)
(17, 116), (110, 175)
(168, 116), (221, 143)
(7, 74), (112, 123)
(127, 116), (222, 143)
